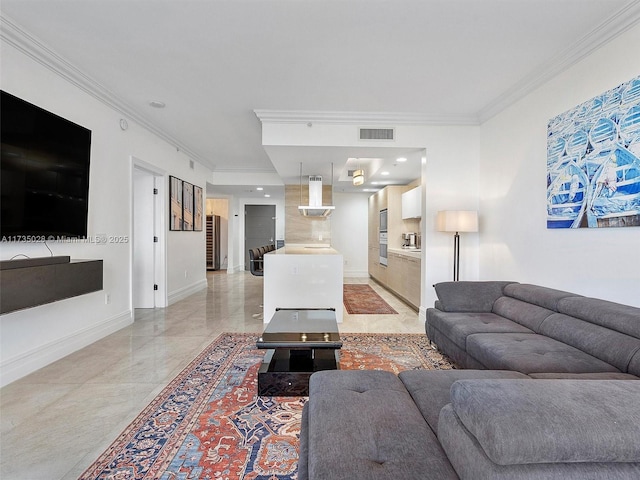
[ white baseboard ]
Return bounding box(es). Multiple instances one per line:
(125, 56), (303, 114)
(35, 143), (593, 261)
(0, 310), (133, 387)
(168, 278), (208, 305)
(419, 306), (427, 324)
(344, 269), (369, 278)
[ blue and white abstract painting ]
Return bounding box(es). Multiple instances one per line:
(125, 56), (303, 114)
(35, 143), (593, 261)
(547, 75), (640, 228)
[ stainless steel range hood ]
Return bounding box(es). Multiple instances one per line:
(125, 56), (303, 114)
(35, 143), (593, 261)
(298, 170), (335, 217)
(298, 205), (335, 217)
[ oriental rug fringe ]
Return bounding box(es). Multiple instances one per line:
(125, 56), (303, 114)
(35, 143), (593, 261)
(80, 333), (453, 480)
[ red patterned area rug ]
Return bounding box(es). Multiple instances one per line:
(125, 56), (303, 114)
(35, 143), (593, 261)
(343, 284), (398, 314)
(79, 333), (453, 480)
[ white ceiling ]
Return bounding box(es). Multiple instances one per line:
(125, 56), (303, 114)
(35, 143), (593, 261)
(2, 0), (639, 198)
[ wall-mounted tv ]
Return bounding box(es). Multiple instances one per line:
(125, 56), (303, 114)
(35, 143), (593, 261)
(1, 90), (92, 240)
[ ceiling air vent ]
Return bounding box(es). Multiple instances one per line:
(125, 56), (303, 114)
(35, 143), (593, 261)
(359, 127), (395, 141)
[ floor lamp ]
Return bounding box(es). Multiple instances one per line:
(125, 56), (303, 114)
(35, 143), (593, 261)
(437, 210), (478, 281)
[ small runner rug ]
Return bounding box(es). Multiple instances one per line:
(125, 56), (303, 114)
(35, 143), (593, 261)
(80, 332), (453, 480)
(343, 283), (398, 314)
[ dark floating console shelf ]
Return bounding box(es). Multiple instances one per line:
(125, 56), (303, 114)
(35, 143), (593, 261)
(0, 256), (103, 315)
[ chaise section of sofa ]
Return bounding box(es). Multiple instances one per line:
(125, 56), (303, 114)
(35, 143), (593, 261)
(438, 379), (640, 479)
(300, 370), (640, 480)
(426, 281), (640, 377)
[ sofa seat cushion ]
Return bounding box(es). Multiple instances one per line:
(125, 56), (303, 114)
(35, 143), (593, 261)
(398, 370), (529, 434)
(308, 369), (406, 395)
(306, 370), (458, 480)
(447, 379), (640, 465)
(428, 310), (532, 350)
(466, 333), (620, 374)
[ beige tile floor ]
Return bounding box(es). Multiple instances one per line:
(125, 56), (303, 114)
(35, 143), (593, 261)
(0, 272), (424, 480)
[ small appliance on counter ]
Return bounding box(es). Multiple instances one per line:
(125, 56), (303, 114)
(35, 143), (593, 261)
(402, 232), (418, 249)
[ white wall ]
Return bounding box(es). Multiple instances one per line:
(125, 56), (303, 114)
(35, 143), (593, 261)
(0, 38), (210, 385)
(414, 129), (481, 306)
(479, 23), (640, 307)
(331, 192), (369, 276)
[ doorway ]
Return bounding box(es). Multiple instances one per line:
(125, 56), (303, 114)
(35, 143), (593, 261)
(132, 158), (167, 310)
(244, 204), (276, 270)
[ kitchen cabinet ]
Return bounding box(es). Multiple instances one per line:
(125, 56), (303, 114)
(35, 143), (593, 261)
(384, 250), (420, 309)
(386, 253), (404, 292)
(369, 245), (387, 284)
(403, 255), (421, 307)
(368, 185), (421, 308)
(402, 186), (421, 219)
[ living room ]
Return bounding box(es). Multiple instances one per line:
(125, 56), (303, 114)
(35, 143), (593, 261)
(1, 1), (640, 479)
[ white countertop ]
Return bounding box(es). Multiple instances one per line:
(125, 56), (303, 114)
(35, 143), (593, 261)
(388, 247), (421, 259)
(270, 244), (340, 255)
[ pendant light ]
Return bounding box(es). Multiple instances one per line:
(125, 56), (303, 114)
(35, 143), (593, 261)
(352, 169), (364, 186)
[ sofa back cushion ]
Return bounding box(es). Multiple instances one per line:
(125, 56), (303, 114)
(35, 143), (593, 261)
(434, 281), (516, 312)
(503, 283), (581, 311)
(491, 297), (555, 332)
(557, 296), (640, 339)
(539, 313), (640, 373)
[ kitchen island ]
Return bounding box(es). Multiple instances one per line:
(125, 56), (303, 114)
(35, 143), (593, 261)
(263, 244), (344, 323)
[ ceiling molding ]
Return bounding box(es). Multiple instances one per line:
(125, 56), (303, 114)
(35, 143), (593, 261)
(212, 166), (278, 173)
(0, 15), (215, 170)
(478, 1), (640, 123)
(254, 109), (480, 126)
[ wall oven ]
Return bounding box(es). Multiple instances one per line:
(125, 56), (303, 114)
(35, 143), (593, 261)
(379, 231), (388, 266)
(379, 208), (388, 266)
(379, 208), (388, 233)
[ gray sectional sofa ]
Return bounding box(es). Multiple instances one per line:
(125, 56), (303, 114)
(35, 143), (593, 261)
(426, 281), (640, 377)
(299, 282), (640, 479)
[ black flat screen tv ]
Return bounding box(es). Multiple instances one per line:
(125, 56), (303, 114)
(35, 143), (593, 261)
(1, 90), (92, 240)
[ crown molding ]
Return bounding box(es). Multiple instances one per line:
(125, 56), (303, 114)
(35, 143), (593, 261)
(479, 1), (640, 123)
(212, 165), (279, 173)
(0, 15), (214, 170)
(254, 109), (480, 126)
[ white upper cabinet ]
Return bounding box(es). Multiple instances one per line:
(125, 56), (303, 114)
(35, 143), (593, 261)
(401, 186), (421, 219)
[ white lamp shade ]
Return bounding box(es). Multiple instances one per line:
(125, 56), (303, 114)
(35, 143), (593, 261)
(437, 210), (478, 233)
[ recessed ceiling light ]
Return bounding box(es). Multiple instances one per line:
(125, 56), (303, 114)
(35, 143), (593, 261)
(264, 194), (270, 198)
(256, 187), (264, 191)
(371, 181), (379, 185)
(396, 157), (407, 162)
(381, 171), (390, 176)
(149, 100), (166, 108)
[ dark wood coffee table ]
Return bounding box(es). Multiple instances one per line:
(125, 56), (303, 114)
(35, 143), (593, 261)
(256, 308), (342, 396)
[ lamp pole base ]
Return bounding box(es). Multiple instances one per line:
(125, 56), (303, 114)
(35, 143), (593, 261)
(453, 232), (460, 281)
